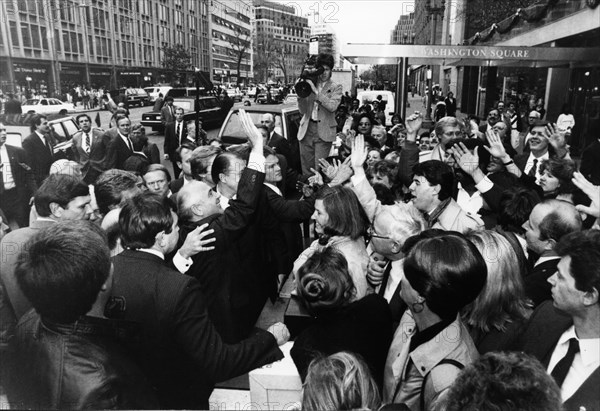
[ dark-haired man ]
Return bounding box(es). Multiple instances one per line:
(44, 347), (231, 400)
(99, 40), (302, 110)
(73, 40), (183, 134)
(1, 174), (92, 328)
(112, 192), (287, 408)
(72, 114), (110, 184)
(515, 230), (600, 411)
(297, 52), (342, 175)
(4, 220), (158, 409)
(22, 114), (55, 185)
(522, 199), (582, 307)
(164, 106), (187, 178)
(160, 96), (175, 125)
(409, 159), (483, 233)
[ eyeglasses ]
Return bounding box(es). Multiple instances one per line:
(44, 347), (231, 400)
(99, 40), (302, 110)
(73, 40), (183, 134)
(367, 226), (391, 240)
(443, 131), (462, 137)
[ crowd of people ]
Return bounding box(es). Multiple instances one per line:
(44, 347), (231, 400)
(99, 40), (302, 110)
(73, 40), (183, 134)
(0, 52), (599, 410)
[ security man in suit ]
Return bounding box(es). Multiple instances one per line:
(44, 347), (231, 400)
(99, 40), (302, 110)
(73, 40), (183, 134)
(164, 106), (187, 178)
(22, 114), (55, 186)
(515, 230), (600, 411)
(71, 114), (110, 184)
(0, 125), (36, 227)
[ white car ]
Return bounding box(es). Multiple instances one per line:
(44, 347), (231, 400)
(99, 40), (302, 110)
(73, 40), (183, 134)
(225, 88), (242, 102)
(21, 98), (74, 115)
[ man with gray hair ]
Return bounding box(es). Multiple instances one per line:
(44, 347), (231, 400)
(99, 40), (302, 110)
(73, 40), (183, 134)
(261, 112), (295, 171)
(522, 199), (582, 307)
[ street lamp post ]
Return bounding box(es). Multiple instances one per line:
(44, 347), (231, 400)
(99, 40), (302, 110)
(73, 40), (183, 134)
(425, 68), (433, 121)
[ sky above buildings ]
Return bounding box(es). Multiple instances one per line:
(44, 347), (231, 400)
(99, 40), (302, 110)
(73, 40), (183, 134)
(273, 0), (415, 52)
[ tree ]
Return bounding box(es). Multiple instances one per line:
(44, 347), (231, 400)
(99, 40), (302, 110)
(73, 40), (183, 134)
(254, 33), (276, 83)
(229, 29), (252, 87)
(161, 44), (192, 85)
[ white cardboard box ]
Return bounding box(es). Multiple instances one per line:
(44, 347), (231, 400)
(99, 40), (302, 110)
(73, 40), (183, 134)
(249, 342), (302, 410)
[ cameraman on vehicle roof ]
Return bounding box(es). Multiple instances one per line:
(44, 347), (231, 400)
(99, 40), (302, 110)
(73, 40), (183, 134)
(296, 53), (342, 176)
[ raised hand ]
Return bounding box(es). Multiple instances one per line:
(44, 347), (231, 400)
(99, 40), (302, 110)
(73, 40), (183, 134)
(451, 142), (480, 175)
(484, 129), (509, 160)
(178, 223), (216, 259)
(319, 158), (338, 181)
(405, 112), (423, 136)
(351, 134), (368, 170)
(545, 123), (567, 149)
(329, 157), (354, 186)
(308, 168), (324, 186)
(238, 109), (263, 149)
(572, 172), (599, 218)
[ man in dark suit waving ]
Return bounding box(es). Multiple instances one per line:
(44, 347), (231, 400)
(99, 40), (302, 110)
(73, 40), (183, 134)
(515, 230), (600, 411)
(111, 191), (289, 409)
(22, 114), (55, 185)
(71, 114), (110, 184)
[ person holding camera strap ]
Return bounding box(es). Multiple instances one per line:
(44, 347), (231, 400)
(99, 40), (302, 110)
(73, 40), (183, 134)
(297, 53), (342, 176)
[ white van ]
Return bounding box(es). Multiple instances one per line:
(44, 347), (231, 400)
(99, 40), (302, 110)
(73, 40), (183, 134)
(356, 90), (395, 126)
(144, 86), (172, 103)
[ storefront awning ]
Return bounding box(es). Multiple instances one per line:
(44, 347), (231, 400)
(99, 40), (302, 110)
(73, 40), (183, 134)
(342, 44), (600, 68)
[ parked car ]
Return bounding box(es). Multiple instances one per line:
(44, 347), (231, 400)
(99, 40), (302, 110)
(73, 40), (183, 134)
(247, 86), (258, 98)
(5, 115), (82, 158)
(218, 103), (301, 148)
(141, 96), (225, 133)
(283, 91), (298, 105)
(225, 88), (243, 102)
(144, 86), (172, 103)
(21, 98), (74, 115)
(109, 88), (150, 107)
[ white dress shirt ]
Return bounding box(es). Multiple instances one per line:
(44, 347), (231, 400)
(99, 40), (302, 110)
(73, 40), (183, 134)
(0, 145), (16, 190)
(524, 151), (549, 183)
(547, 326), (600, 401)
(381, 258), (404, 303)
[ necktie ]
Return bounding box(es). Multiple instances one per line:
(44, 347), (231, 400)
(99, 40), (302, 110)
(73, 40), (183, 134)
(551, 338), (580, 387)
(528, 158), (538, 178)
(85, 133), (91, 153)
(176, 122), (181, 144)
(378, 262), (393, 297)
(126, 137), (133, 152)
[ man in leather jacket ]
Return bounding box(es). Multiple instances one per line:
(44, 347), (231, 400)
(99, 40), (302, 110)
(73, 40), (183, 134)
(3, 220), (158, 409)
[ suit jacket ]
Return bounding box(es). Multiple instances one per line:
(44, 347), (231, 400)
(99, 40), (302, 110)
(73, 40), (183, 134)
(514, 301), (600, 411)
(170, 176), (185, 195)
(164, 121), (188, 159)
(291, 294), (393, 386)
(104, 129), (133, 170)
(298, 79), (342, 143)
(71, 128), (110, 183)
(580, 139), (600, 185)
(22, 132), (55, 185)
(433, 198), (484, 234)
(0, 220), (56, 326)
(160, 104), (175, 125)
(110, 249), (283, 409)
(268, 131), (295, 169)
(264, 184), (315, 269)
(444, 97), (457, 116)
(524, 258), (560, 307)
(2, 144), (37, 199)
(181, 168), (286, 342)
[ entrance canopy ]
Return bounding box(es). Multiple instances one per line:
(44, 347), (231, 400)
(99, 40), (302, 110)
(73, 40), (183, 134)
(343, 44), (600, 68)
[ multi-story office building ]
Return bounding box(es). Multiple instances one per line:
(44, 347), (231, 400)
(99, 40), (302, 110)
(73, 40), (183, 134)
(253, 0), (309, 84)
(209, 0), (253, 86)
(310, 24), (339, 67)
(0, 0), (210, 95)
(390, 13), (415, 45)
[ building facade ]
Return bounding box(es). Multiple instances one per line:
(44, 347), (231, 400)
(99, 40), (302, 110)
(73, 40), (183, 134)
(390, 13), (415, 45)
(253, 0), (309, 84)
(0, 0), (210, 96)
(209, 0), (253, 86)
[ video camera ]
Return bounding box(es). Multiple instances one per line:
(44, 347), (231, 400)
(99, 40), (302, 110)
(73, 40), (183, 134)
(295, 55), (325, 98)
